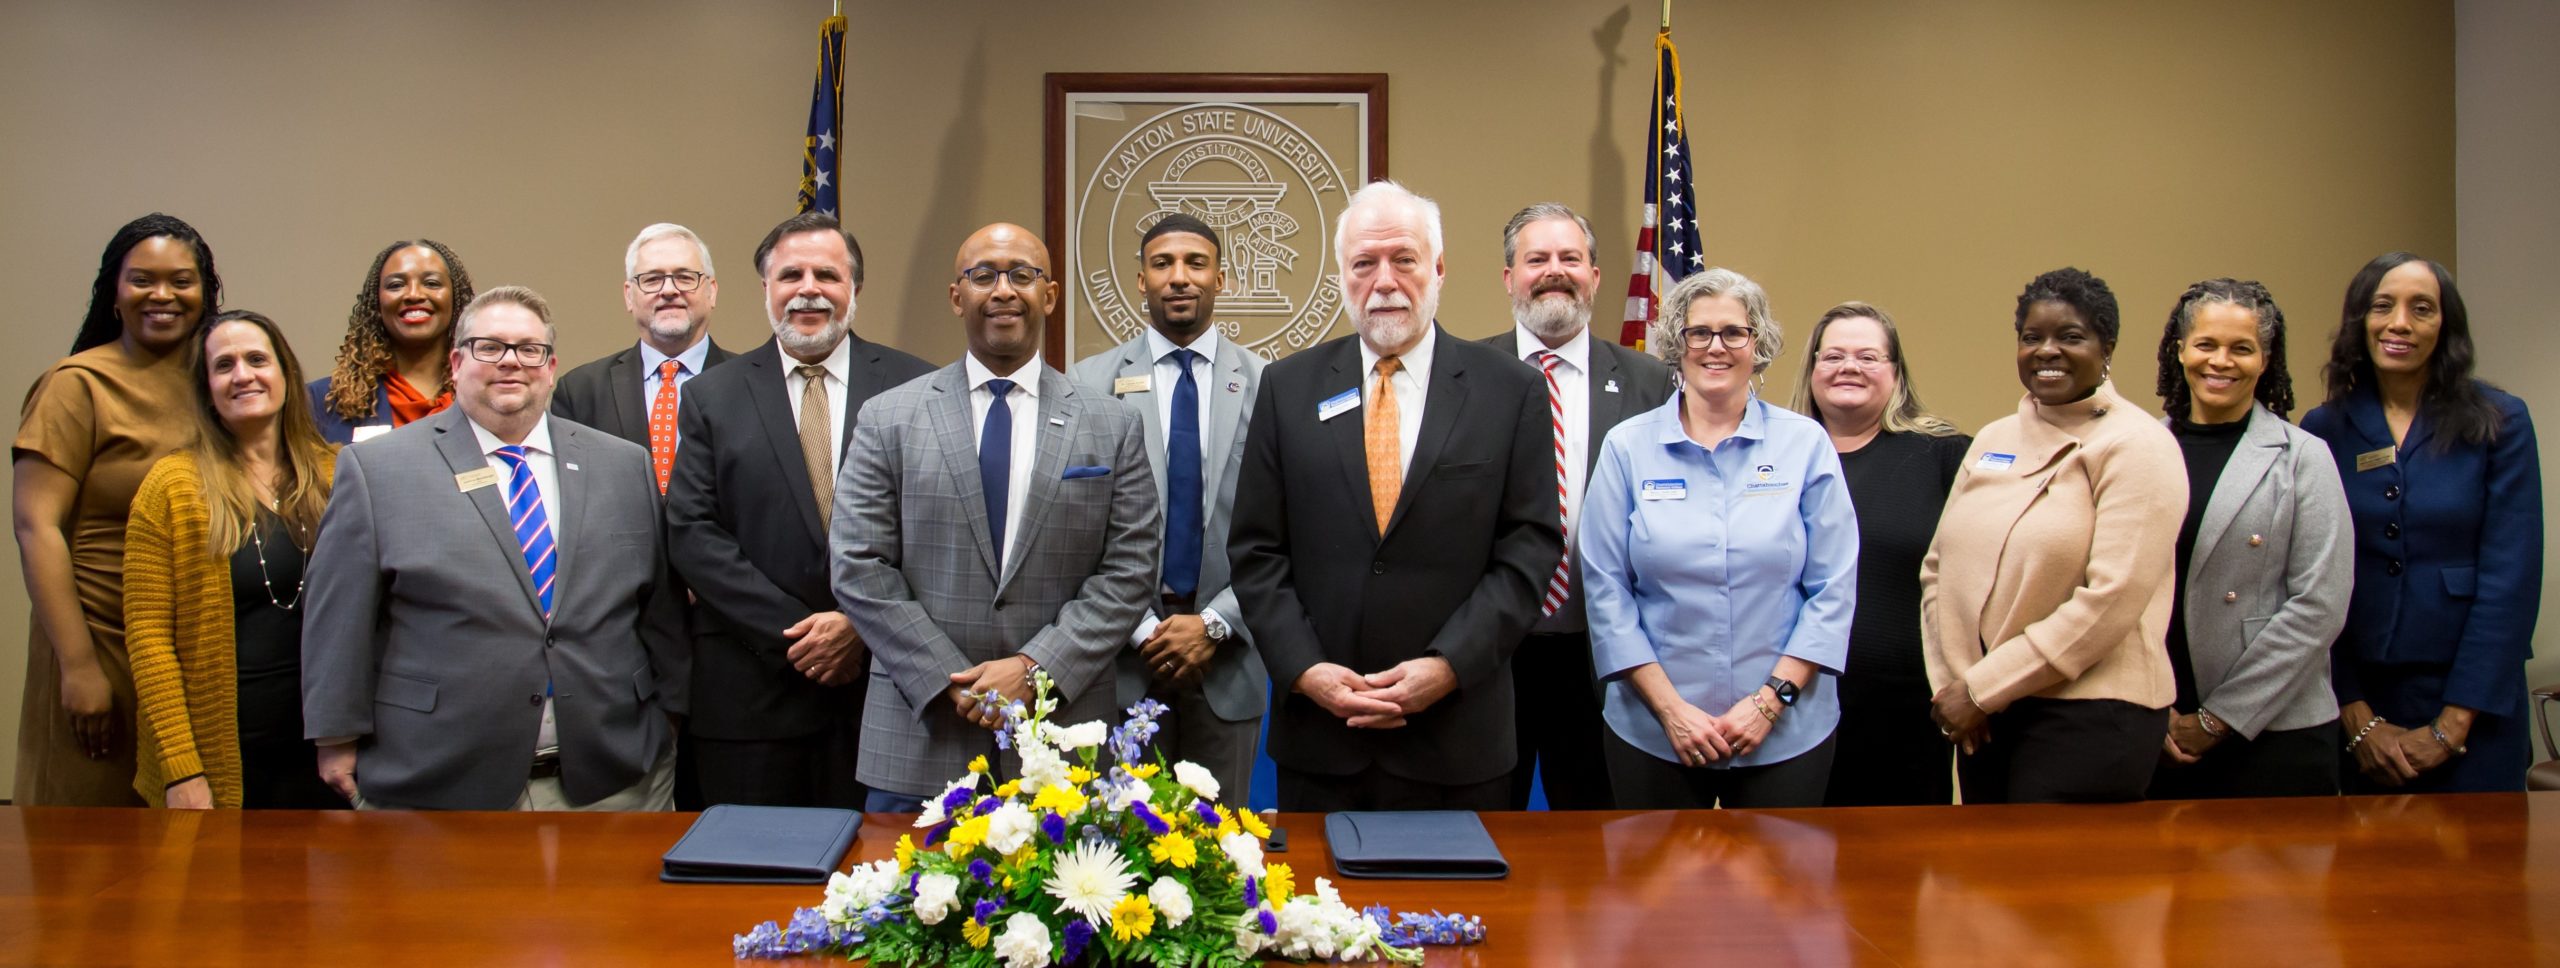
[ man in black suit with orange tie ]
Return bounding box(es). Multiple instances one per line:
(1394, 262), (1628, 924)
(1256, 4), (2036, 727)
(664, 213), (931, 807)
(552, 222), (738, 481)
(1229, 181), (1563, 811)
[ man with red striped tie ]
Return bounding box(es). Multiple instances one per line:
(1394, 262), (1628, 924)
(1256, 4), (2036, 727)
(1481, 204), (1675, 810)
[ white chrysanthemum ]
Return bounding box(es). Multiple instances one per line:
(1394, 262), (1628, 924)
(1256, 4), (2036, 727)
(1233, 919), (1268, 957)
(820, 860), (900, 922)
(1172, 761), (1221, 801)
(1042, 839), (1138, 924)
(1147, 877), (1193, 927)
(995, 911), (1054, 968)
(1220, 830), (1265, 877)
(913, 797), (946, 828)
(1042, 720), (1108, 750)
(912, 871), (961, 925)
(985, 801), (1037, 855)
(1018, 739), (1070, 793)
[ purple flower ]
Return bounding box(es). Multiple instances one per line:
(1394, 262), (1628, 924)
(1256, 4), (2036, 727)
(1256, 909), (1278, 935)
(973, 795), (1001, 817)
(1042, 811), (1068, 844)
(1192, 800), (1220, 827)
(732, 907), (846, 958)
(922, 823), (948, 848)
(1063, 918), (1095, 963)
(968, 858), (996, 885)
(974, 897), (1003, 923)
(1242, 876), (1260, 908)
(993, 727), (1013, 751)
(941, 786), (977, 813)
(1131, 800), (1169, 835)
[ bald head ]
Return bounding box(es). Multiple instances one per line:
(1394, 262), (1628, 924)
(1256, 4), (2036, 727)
(950, 222), (1058, 374)
(954, 222), (1052, 276)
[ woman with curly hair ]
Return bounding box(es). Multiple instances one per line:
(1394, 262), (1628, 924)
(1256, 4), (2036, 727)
(2144, 279), (2351, 800)
(307, 239), (474, 443)
(14, 213), (221, 805)
(1922, 267), (2185, 803)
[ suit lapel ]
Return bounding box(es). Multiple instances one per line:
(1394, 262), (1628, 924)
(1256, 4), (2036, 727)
(1323, 341), (1380, 542)
(1203, 345), (1249, 504)
(745, 342), (828, 544)
(836, 336), (878, 459)
(925, 366), (1003, 582)
(550, 420), (591, 595)
(1387, 328), (1467, 535)
(1118, 345), (1169, 508)
(1001, 369), (1077, 593)
(2193, 408), (2284, 563)
(607, 346), (648, 443)
(1586, 343), (1628, 476)
(431, 411), (546, 618)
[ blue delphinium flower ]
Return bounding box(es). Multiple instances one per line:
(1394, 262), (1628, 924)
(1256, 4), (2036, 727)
(974, 898), (1004, 923)
(1130, 800), (1169, 835)
(780, 907), (840, 950)
(1392, 910), (1487, 945)
(1366, 905), (1419, 948)
(733, 906), (845, 958)
(1063, 918), (1096, 962)
(1080, 824), (1109, 846)
(733, 920), (788, 958)
(1042, 811), (1068, 844)
(968, 858), (996, 886)
(1108, 698), (1168, 763)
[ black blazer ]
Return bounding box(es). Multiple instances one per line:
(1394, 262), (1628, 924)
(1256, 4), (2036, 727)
(1478, 329), (1676, 627)
(664, 336), (934, 740)
(1229, 325), (1564, 785)
(552, 339), (738, 449)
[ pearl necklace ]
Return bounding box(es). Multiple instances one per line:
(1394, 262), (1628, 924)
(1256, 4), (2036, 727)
(247, 510), (308, 611)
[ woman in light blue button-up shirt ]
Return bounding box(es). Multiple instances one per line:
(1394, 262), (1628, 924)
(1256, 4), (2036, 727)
(1582, 268), (1860, 809)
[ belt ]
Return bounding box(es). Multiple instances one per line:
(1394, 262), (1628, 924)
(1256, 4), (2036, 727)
(529, 751), (562, 779)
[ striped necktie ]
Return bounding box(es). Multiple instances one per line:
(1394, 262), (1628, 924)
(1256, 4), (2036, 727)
(1533, 351), (1571, 616)
(493, 446), (557, 619)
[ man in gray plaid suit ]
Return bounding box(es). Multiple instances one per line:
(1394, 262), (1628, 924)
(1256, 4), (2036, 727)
(831, 222), (1160, 811)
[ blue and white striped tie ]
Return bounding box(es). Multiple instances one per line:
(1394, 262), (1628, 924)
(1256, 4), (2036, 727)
(493, 446), (556, 619)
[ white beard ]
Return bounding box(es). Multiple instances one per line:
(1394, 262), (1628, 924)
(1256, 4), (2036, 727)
(768, 291), (853, 357)
(1345, 279), (1439, 354)
(1514, 290), (1592, 343)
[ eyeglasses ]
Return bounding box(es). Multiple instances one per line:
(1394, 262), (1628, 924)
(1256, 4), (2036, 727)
(1814, 351), (1890, 371)
(632, 270), (707, 294)
(1680, 326), (1757, 350)
(459, 337), (555, 366)
(958, 265), (1048, 291)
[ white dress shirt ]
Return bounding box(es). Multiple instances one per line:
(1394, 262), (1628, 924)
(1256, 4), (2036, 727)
(966, 353), (1042, 573)
(1512, 323), (1591, 540)
(639, 337), (713, 452)
(782, 337), (853, 484)
(468, 413), (563, 755)
(1355, 323), (1435, 476)
(1128, 328), (1229, 646)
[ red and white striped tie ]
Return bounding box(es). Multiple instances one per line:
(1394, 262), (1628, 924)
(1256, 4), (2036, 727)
(1533, 351), (1572, 616)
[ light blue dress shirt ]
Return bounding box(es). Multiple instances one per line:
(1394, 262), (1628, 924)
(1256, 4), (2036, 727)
(1582, 393), (1859, 767)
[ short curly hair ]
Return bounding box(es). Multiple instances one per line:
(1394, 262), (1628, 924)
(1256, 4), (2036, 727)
(2154, 278), (2294, 420)
(1654, 267), (1783, 375)
(2014, 267), (2120, 347)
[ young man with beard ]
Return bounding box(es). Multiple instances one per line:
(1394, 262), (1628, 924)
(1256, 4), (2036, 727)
(1480, 204), (1674, 810)
(1069, 214), (1268, 804)
(1229, 181), (1562, 811)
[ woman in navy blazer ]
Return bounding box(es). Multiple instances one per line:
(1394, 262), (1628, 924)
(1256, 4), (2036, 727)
(308, 239), (474, 443)
(2300, 252), (2541, 793)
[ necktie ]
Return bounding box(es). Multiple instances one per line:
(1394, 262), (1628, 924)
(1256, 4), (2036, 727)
(981, 378), (1016, 567)
(1365, 356), (1402, 534)
(1533, 351), (1572, 616)
(795, 365), (834, 529)
(1163, 349), (1204, 599)
(493, 446), (556, 619)
(648, 359), (681, 494)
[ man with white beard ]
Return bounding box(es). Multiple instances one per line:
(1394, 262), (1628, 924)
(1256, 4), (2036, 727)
(661, 212), (932, 808)
(552, 223), (738, 491)
(1479, 204), (1674, 810)
(1229, 181), (1563, 810)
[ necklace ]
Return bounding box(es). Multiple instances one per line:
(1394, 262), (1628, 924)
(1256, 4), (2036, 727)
(248, 514), (308, 611)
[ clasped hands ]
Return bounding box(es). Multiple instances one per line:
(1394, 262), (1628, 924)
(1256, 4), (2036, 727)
(1656, 691), (1784, 767)
(1929, 680), (1991, 755)
(1295, 658), (1458, 729)
(2345, 701), (2468, 787)
(948, 654), (1039, 730)
(784, 611), (864, 687)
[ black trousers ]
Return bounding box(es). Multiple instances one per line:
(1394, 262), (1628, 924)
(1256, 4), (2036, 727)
(1825, 673), (1954, 806)
(1959, 697), (2168, 804)
(1507, 630), (1616, 810)
(692, 715), (867, 809)
(2148, 719), (2341, 800)
(1276, 764), (1509, 812)
(239, 734), (348, 810)
(1603, 727), (1836, 809)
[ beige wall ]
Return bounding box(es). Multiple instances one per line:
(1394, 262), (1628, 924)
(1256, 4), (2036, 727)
(0, 0), (2461, 796)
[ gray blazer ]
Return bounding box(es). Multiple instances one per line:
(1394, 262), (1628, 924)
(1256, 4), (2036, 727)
(1067, 336), (1269, 721)
(832, 362), (1161, 795)
(301, 408), (687, 809)
(2178, 405), (2353, 737)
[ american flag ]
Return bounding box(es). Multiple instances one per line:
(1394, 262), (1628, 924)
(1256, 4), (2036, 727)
(1619, 28), (1703, 350)
(796, 15), (847, 216)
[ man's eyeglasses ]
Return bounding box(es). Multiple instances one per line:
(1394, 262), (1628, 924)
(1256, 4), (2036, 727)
(958, 265), (1048, 291)
(632, 270), (707, 294)
(1679, 326), (1758, 350)
(459, 337), (555, 366)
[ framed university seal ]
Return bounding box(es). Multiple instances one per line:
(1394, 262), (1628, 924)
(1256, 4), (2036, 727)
(1044, 73), (1387, 366)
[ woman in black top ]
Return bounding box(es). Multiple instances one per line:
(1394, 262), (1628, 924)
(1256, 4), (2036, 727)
(1789, 302), (1972, 805)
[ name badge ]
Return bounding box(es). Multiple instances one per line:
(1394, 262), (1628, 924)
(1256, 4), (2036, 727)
(1639, 479), (1688, 500)
(1975, 452), (2017, 472)
(455, 466), (499, 493)
(351, 425), (391, 443)
(1317, 387), (1361, 422)
(2355, 447), (2396, 473)
(1113, 375), (1151, 395)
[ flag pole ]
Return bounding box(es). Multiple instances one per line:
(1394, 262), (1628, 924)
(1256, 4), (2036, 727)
(1660, 0), (1669, 30)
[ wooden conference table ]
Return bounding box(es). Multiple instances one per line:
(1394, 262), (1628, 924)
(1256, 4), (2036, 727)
(3, 794), (2554, 966)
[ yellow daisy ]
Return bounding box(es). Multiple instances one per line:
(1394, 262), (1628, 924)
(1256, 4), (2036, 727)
(1032, 783), (1089, 816)
(1127, 763), (1162, 780)
(946, 814), (992, 854)
(967, 754), (990, 775)
(1148, 831), (1198, 869)
(1108, 894), (1156, 942)
(895, 834), (917, 871)
(1264, 862), (1295, 905)
(1237, 810), (1271, 839)
(994, 779), (1021, 799)
(1214, 805), (1240, 837)
(1067, 766), (1097, 785)
(962, 916), (991, 948)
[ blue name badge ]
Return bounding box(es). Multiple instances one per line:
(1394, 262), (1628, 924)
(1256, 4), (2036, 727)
(1639, 478), (1688, 501)
(1317, 387), (1361, 422)
(1975, 452), (2017, 472)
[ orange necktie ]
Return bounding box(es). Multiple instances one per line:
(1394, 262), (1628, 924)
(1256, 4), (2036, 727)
(648, 359), (681, 493)
(1365, 356), (1403, 533)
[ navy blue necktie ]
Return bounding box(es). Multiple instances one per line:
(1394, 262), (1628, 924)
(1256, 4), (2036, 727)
(981, 378), (1015, 565)
(1163, 349), (1204, 599)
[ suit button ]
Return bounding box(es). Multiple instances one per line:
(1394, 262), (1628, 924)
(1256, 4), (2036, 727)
(1372, 561), (1386, 575)
(545, 634), (557, 648)
(2247, 534), (2263, 547)
(2384, 485), (2401, 500)
(2386, 559), (2404, 577)
(2384, 523), (2400, 539)
(2223, 592), (2238, 604)
(529, 694), (544, 706)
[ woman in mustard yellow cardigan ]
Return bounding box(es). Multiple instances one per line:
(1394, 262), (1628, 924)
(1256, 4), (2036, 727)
(125, 310), (340, 808)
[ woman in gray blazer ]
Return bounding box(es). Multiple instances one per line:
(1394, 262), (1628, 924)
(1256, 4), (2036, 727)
(2147, 279), (2354, 799)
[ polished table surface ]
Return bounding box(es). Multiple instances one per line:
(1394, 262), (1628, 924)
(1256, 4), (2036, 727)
(3, 794), (2555, 966)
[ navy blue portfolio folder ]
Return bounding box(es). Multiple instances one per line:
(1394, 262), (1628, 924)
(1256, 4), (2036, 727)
(1323, 810), (1510, 879)
(660, 805), (862, 884)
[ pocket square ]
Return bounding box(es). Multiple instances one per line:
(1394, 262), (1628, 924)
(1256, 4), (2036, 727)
(1062, 465), (1111, 480)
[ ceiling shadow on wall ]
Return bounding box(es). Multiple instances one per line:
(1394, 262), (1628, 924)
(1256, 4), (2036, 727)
(1591, 6), (1632, 271)
(896, 34), (991, 360)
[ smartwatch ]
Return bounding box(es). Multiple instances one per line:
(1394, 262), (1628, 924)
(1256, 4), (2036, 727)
(1763, 676), (1799, 707)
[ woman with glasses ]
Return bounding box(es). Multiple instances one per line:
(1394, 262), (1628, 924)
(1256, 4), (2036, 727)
(2143, 279), (2351, 801)
(309, 239), (476, 443)
(126, 311), (345, 809)
(1923, 267), (2185, 804)
(15, 213), (223, 805)
(1788, 302), (1970, 806)
(1581, 268), (1858, 809)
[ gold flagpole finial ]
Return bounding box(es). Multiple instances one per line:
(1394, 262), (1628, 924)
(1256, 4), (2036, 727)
(1660, 0), (1670, 30)
(833, 0), (843, 16)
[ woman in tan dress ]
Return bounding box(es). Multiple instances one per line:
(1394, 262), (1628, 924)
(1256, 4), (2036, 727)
(12, 213), (221, 805)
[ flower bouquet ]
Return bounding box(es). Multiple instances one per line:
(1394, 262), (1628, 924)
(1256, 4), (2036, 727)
(736, 670), (1484, 967)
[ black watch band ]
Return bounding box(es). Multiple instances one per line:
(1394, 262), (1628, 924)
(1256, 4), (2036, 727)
(1764, 676), (1800, 707)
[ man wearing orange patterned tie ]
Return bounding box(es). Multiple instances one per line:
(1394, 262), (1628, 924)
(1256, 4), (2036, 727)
(1229, 181), (1562, 811)
(553, 223), (738, 479)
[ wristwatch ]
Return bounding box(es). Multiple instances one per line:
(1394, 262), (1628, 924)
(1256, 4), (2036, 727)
(1202, 611), (1231, 644)
(1763, 676), (1799, 707)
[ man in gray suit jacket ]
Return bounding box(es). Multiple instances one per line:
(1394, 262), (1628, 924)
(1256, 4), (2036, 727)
(304, 286), (688, 811)
(833, 223), (1159, 810)
(1068, 214), (1267, 802)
